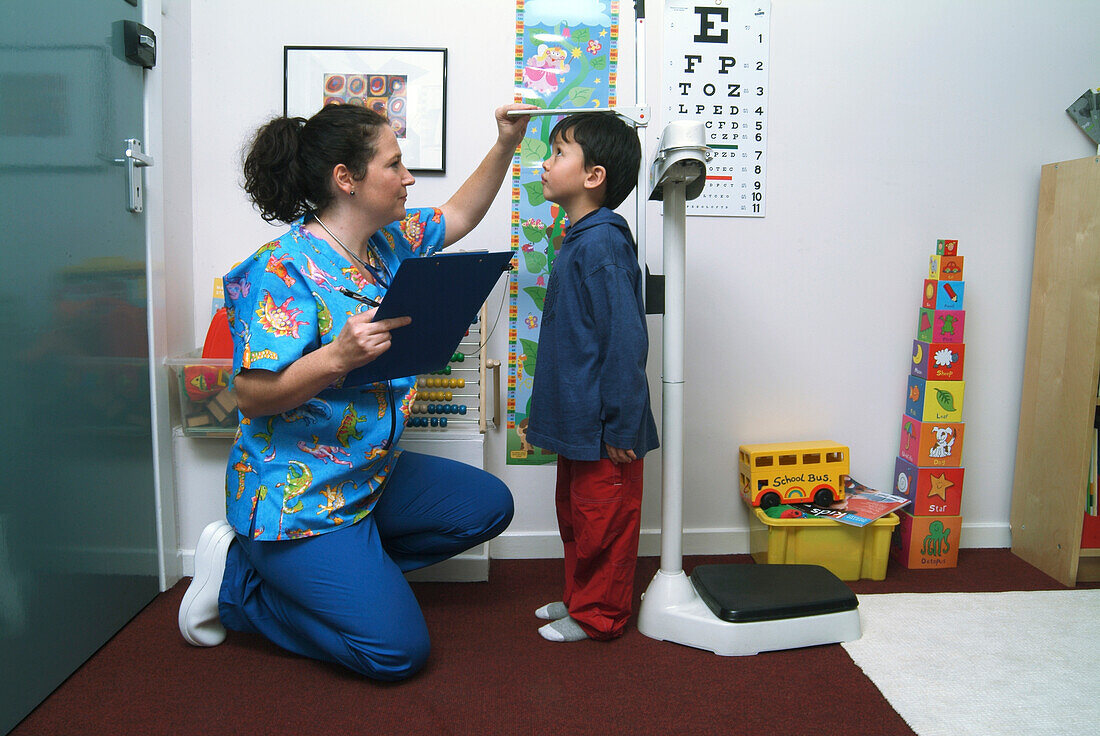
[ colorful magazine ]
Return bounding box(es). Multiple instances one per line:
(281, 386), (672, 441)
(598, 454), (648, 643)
(791, 476), (910, 527)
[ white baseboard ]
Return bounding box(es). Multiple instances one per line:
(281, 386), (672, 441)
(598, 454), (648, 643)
(489, 527), (752, 559)
(488, 521), (1013, 559)
(405, 554), (489, 582)
(178, 521), (1014, 576)
(957, 522), (1012, 549)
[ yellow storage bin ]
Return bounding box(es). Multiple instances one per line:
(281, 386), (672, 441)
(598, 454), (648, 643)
(748, 507), (898, 581)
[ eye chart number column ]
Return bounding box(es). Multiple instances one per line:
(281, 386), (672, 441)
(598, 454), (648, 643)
(662, 0), (771, 217)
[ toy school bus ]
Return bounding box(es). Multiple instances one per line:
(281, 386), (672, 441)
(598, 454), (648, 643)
(738, 441), (849, 510)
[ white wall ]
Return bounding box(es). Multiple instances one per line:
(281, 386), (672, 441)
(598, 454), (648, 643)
(165, 0), (1100, 558)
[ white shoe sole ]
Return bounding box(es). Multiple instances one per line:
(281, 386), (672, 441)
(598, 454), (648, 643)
(179, 521), (235, 647)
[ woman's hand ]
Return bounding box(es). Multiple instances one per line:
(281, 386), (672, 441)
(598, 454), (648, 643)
(494, 102), (537, 150)
(329, 309), (412, 373)
(440, 102), (539, 247)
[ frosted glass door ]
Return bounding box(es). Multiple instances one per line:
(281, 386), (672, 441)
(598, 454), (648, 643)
(0, 1), (159, 731)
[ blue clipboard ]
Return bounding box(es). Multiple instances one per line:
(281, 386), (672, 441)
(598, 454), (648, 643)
(343, 250), (513, 385)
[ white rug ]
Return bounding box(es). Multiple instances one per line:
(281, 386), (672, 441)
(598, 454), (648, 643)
(842, 591), (1100, 736)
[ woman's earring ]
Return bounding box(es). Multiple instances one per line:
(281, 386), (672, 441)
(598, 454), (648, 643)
(350, 189), (356, 196)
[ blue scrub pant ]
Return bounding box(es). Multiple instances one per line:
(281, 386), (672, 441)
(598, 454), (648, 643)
(217, 451), (513, 680)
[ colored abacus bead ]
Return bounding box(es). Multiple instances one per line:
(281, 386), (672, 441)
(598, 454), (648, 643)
(458, 405), (467, 415)
(440, 417), (448, 427)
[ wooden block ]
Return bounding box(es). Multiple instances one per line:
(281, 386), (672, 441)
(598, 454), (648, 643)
(911, 340), (965, 380)
(921, 279), (938, 309)
(905, 375), (965, 422)
(893, 456), (963, 516)
(899, 415), (965, 467)
(935, 279), (964, 310)
(185, 413), (213, 428)
(917, 308), (965, 343)
(929, 253), (963, 280)
(891, 510), (960, 569)
(207, 388), (236, 423)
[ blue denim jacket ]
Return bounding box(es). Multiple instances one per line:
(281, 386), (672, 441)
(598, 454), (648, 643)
(526, 207), (659, 461)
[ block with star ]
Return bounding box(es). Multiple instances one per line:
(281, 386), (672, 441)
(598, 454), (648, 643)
(899, 415), (965, 467)
(911, 340), (965, 381)
(891, 510), (961, 569)
(893, 456), (963, 516)
(905, 375), (965, 422)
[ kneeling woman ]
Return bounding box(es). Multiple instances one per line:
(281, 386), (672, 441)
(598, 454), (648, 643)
(178, 102), (531, 680)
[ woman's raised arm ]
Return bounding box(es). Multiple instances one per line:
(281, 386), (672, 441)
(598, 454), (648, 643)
(439, 103), (536, 247)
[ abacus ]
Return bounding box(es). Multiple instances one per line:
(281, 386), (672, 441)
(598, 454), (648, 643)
(404, 302), (500, 434)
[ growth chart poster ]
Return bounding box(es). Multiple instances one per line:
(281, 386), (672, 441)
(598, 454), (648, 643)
(507, 0), (620, 464)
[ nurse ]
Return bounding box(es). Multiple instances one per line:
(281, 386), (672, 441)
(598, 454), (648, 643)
(179, 101), (533, 680)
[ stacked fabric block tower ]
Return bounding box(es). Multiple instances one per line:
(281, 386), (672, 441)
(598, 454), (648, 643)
(891, 239), (966, 569)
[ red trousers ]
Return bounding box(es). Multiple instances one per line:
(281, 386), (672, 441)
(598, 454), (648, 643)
(555, 456), (644, 640)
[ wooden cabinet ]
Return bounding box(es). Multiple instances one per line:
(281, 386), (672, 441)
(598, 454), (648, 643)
(1011, 156), (1100, 586)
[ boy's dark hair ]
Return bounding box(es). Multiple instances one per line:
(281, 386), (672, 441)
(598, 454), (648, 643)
(549, 112), (641, 210)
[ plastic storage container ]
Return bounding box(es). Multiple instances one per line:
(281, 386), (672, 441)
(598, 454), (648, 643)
(165, 351), (236, 437)
(748, 507), (898, 581)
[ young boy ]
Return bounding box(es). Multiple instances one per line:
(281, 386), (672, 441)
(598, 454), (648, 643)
(526, 112), (659, 643)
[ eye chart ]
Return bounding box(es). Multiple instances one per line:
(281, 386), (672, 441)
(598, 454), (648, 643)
(661, 0), (771, 217)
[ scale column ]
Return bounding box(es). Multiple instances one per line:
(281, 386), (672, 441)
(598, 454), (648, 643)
(660, 181), (686, 575)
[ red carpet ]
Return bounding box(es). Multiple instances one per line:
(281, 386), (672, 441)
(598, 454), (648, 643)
(11, 550), (1088, 736)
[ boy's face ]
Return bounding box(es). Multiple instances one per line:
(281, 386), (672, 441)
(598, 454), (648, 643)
(541, 131), (594, 212)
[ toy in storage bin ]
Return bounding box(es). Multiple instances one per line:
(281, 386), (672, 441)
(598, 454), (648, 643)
(748, 507), (898, 581)
(166, 350), (237, 436)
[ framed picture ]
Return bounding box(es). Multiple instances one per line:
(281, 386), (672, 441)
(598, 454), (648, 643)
(284, 46), (447, 173)
(0, 45), (107, 168)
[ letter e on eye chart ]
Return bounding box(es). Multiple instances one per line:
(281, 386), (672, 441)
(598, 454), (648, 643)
(661, 0), (771, 217)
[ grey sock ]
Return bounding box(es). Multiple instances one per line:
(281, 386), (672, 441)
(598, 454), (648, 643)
(539, 616), (589, 642)
(535, 601), (568, 620)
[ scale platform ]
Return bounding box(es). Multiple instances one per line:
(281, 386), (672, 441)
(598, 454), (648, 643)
(637, 564), (861, 656)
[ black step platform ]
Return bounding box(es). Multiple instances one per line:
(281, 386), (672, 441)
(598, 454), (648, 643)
(690, 564), (858, 623)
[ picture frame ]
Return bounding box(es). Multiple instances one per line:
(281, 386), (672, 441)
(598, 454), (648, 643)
(284, 46), (447, 173)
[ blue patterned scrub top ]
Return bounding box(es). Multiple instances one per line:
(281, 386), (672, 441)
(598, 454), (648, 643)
(223, 208), (446, 540)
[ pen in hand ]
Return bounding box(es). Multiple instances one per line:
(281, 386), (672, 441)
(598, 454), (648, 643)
(338, 286), (382, 308)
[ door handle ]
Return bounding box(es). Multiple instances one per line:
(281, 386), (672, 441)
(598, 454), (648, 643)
(114, 138), (154, 213)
